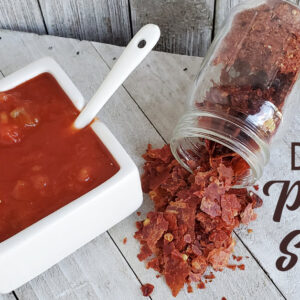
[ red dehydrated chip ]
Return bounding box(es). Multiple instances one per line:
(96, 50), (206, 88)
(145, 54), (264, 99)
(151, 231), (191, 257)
(164, 249), (190, 297)
(227, 264), (237, 270)
(241, 203), (257, 224)
(147, 257), (161, 272)
(217, 163), (234, 186)
(249, 192), (263, 208)
(189, 271), (204, 282)
(209, 230), (231, 248)
(200, 196), (222, 218)
(187, 284), (193, 293)
(197, 281), (206, 289)
(204, 272), (216, 280)
(137, 244), (152, 261)
(136, 212), (168, 253)
(208, 248), (232, 271)
(141, 283), (154, 297)
(238, 264), (245, 270)
(221, 194), (241, 224)
(191, 255), (207, 274)
(204, 182), (224, 202)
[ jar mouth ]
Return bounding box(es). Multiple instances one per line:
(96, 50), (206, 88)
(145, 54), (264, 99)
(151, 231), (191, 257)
(170, 110), (270, 187)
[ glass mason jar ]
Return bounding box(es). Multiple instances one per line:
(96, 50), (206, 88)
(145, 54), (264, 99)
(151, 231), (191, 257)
(171, 0), (300, 187)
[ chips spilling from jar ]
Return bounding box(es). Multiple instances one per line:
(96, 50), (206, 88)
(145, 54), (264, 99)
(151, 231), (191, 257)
(135, 144), (262, 296)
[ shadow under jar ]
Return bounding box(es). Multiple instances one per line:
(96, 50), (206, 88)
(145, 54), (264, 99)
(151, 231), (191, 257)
(171, 0), (300, 187)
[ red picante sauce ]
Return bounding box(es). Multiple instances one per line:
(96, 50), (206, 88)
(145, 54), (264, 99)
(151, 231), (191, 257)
(0, 73), (119, 242)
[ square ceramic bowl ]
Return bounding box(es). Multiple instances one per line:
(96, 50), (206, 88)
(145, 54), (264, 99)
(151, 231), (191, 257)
(0, 57), (143, 293)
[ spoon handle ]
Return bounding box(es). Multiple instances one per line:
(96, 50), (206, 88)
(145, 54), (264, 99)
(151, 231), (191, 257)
(74, 24), (160, 129)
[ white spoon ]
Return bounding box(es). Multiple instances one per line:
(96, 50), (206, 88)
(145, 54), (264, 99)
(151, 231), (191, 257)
(74, 24), (161, 129)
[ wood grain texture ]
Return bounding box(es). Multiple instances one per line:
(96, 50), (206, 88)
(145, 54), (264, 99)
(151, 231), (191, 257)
(0, 294), (16, 300)
(38, 0), (131, 46)
(129, 0), (214, 56)
(0, 0), (46, 34)
(214, 0), (300, 35)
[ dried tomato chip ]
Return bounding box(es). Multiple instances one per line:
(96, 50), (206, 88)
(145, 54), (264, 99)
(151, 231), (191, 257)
(241, 203), (257, 224)
(137, 244), (153, 261)
(200, 196), (222, 218)
(221, 193), (241, 224)
(141, 283), (154, 297)
(138, 212), (168, 252)
(164, 249), (190, 297)
(217, 163), (234, 186)
(191, 255), (207, 274)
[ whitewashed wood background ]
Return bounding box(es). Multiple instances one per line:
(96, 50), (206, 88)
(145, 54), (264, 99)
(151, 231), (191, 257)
(0, 26), (299, 299)
(1, 0), (299, 56)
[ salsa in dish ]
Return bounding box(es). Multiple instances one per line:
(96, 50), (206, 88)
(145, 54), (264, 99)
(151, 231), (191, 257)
(0, 73), (119, 242)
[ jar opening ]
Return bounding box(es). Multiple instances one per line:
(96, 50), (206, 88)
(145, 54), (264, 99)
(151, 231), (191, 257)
(170, 110), (270, 187)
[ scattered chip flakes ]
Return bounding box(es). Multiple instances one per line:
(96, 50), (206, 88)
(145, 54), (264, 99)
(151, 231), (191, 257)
(123, 237), (127, 245)
(187, 284), (193, 293)
(253, 185), (259, 191)
(204, 272), (216, 280)
(238, 264), (245, 270)
(135, 143), (262, 296)
(137, 211), (141, 216)
(197, 281), (206, 289)
(227, 264), (237, 270)
(247, 229), (253, 233)
(222, 297), (227, 300)
(141, 283), (154, 297)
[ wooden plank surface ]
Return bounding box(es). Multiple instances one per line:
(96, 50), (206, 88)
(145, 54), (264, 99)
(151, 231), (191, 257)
(38, 0), (132, 46)
(0, 29), (294, 299)
(0, 0), (46, 34)
(129, 0), (214, 56)
(0, 295), (16, 300)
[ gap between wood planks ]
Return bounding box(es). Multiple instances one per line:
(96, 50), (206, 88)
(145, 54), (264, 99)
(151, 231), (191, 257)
(36, 0), (48, 35)
(106, 232), (153, 300)
(89, 42), (287, 298)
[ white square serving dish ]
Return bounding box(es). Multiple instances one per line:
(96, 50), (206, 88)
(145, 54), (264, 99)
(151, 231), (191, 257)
(0, 57), (143, 293)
